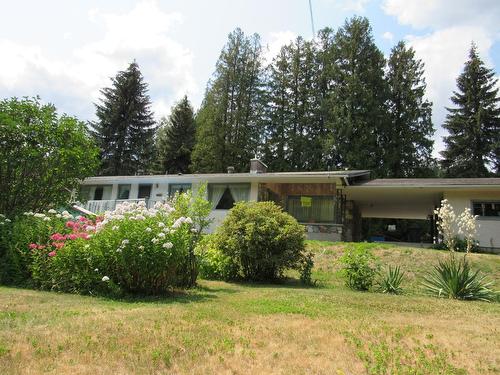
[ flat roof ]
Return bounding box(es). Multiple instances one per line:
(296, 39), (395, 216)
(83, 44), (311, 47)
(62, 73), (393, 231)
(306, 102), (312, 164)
(353, 178), (500, 188)
(83, 170), (371, 184)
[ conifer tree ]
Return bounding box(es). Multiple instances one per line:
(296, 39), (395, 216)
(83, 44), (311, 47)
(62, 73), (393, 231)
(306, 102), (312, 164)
(325, 17), (389, 176)
(263, 37), (323, 171)
(191, 28), (264, 173)
(91, 61), (156, 175)
(385, 41), (435, 177)
(154, 96), (195, 174)
(441, 44), (500, 177)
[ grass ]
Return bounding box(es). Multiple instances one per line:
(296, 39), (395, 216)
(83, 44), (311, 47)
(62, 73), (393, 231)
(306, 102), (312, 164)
(1, 242), (499, 374)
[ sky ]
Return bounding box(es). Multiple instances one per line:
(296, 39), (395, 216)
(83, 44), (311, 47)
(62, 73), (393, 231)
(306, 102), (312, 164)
(1, 0), (499, 157)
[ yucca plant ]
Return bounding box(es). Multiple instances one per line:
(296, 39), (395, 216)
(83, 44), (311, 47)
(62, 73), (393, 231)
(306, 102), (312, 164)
(377, 265), (405, 294)
(422, 256), (496, 301)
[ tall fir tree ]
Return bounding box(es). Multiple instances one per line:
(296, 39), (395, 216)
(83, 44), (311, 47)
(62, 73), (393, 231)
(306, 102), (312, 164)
(91, 61), (156, 176)
(263, 37), (324, 171)
(385, 41), (435, 177)
(154, 96), (196, 174)
(441, 44), (500, 177)
(325, 17), (389, 176)
(191, 28), (264, 173)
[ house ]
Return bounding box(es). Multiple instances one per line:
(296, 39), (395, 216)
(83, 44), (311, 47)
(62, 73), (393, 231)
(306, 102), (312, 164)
(80, 159), (500, 252)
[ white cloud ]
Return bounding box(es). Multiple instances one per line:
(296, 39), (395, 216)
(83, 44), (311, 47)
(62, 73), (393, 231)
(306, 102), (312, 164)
(382, 31), (394, 41)
(0, 0), (196, 120)
(382, 0), (500, 157)
(263, 31), (298, 64)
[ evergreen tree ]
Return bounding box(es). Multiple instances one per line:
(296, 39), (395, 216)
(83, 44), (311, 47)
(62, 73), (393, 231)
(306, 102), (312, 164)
(91, 61), (156, 175)
(263, 37), (324, 171)
(385, 41), (435, 177)
(154, 96), (195, 174)
(441, 44), (500, 177)
(325, 17), (389, 176)
(191, 28), (264, 173)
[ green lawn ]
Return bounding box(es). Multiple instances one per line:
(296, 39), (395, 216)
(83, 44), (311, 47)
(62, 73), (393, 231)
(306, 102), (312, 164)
(1, 242), (499, 374)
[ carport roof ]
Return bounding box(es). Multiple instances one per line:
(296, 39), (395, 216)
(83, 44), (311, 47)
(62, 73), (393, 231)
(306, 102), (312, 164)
(353, 178), (500, 188)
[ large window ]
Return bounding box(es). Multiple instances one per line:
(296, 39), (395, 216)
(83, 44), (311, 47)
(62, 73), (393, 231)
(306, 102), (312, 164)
(472, 201), (500, 218)
(286, 195), (335, 223)
(208, 184), (250, 210)
(138, 184), (152, 199)
(169, 183), (192, 197)
(118, 184), (131, 200)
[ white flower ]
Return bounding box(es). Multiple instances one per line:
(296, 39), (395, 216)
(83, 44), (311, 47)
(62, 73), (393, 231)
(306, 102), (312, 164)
(151, 238), (159, 244)
(172, 218), (183, 228)
(86, 225), (95, 231)
(112, 225), (119, 231)
(184, 217), (193, 225)
(191, 228), (198, 233)
(34, 213), (45, 218)
(158, 222), (165, 228)
(56, 214), (62, 218)
(121, 239), (129, 246)
(102, 276), (110, 282)
(157, 232), (165, 238)
(135, 214), (145, 221)
(138, 245), (144, 250)
(162, 242), (173, 249)
(43, 217), (51, 221)
(94, 268), (99, 272)
(116, 248), (122, 253)
(145, 227), (152, 232)
(48, 209), (57, 214)
(5, 218), (11, 223)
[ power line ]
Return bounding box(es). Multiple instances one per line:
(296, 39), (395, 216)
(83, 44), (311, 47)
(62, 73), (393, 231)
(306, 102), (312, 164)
(308, 0), (316, 38)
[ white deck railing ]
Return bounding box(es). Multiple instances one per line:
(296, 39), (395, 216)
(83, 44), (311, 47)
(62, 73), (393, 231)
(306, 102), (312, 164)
(84, 199), (161, 213)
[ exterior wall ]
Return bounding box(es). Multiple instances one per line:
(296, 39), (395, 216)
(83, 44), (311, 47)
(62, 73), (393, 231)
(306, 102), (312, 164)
(444, 190), (500, 250)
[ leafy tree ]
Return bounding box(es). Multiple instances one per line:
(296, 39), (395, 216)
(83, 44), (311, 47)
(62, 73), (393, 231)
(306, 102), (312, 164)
(441, 44), (500, 177)
(0, 97), (99, 216)
(191, 28), (264, 173)
(154, 96), (196, 174)
(262, 37), (325, 171)
(385, 41), (435, 177)
(91, 61), (156, 176)
(325, 17), (389, 176)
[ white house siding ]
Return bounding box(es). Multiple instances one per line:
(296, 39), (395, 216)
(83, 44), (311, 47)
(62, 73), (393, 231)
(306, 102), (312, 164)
(444, 190), (500, 249)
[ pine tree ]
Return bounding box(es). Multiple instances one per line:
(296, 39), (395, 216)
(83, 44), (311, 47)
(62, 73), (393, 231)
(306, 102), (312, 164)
(441, 44), (500, 177)
(325, 17), (389, 176)
(154, 96), (195, 174)
(385, 41), (435, 177)
(191, 28), (264, 173)
(91, 61), (156, 175)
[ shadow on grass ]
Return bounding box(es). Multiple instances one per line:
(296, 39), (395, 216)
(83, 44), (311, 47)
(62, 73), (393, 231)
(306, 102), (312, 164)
(225, 277), (325, 290)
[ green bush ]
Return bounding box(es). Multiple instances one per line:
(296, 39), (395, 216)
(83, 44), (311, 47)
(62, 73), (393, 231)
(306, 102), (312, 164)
(422, 255), (496, 301)
(31, 188), (210, 295)
(339, 245), (379, 291)
(210, 201), (308, 282)
(377, 265), (405, 294)
(197, 235), (239, 281)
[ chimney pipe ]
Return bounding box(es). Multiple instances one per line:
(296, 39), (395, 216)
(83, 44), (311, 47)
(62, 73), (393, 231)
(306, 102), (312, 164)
(250, 159), (268, 174)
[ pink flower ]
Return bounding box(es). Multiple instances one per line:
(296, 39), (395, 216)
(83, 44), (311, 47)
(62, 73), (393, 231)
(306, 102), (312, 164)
(78, 233), (89, 240)
(48, 251), (56, 257)
(67, 234), (78, 240)
(50, 233), (65, 241)
(37, 245), (46, 250)
(28, 243), (38, 249)
(65, 221), (75, 228)
(79, 216), (87, 222)
(52, 242), (65, 249)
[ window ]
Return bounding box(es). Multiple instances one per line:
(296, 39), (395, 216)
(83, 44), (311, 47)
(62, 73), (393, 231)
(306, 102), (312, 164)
(286, 196), (335, 223)
(118, 184), (131, 200)
(138, 184), (152, 199)
(472, 201), (500, 217)
(94, 187), (104, 201)
(169, 183), (192, 197)
(208, 184), (250, 210)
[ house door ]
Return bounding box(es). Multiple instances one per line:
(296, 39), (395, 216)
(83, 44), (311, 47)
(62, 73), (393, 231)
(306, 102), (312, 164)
(138, 184), (152, 199)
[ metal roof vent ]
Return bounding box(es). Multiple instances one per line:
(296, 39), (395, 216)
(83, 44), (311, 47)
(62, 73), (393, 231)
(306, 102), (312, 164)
(227, 166), (235, 174)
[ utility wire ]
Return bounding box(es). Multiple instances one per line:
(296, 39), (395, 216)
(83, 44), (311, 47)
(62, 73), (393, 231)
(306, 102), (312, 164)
(308, 0), (316, 38)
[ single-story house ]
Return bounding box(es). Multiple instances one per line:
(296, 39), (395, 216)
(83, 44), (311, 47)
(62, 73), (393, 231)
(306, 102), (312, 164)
(80, 159), (500, 252)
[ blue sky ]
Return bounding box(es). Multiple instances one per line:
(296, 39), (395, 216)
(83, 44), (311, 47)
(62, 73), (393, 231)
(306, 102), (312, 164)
(1, 0), (499, 157)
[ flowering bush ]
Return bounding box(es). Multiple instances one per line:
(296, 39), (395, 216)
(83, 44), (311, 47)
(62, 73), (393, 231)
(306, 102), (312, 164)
(23, 187), (211, 295)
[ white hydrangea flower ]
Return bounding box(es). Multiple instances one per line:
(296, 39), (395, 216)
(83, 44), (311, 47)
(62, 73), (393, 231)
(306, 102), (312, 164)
(145, 227), (152, 232)
(158, 222), (165, 228)
(94, 268), (99, 272)
(43, 217), (51, 221)
(102, 276), (110, 282)
(162, 242), (173, 249)
(48, 209), (57, 214)
(112, 225), (119, 231)
(158, 232), (165, 238)
(151, 238), (159, 244)
(34, 213), (45, 218)
(121, 239), (129, 246)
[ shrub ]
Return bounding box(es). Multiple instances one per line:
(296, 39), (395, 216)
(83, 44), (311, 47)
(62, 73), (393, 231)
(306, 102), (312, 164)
(197, 235), (239, 281)
(377, 265), (405, 294)
(211, 201), (308, 282)
(33, 188), (210, 295)
(422, 256), (496, 301)
(339, 245), (379, 291)
(0, 210), (71, 284)
(431, 236), (479, 253)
